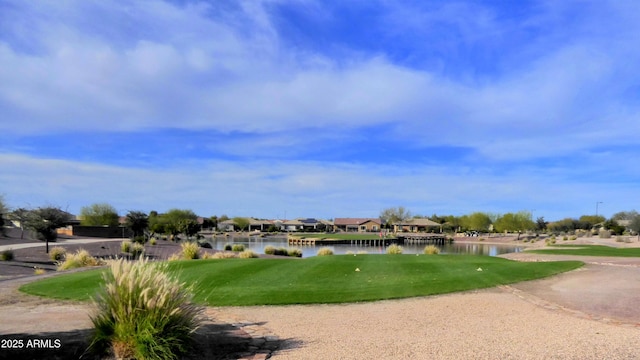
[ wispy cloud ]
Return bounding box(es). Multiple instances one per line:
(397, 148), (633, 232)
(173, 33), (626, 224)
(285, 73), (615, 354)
(1, 0), (640, 219)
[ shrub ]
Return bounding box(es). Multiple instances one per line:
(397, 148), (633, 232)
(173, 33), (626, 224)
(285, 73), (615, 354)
(274, 247), (289, 256)
(599, 229), (612, 239)
(181, 242), (200, 260)
(264, 245), (276, 255)
(90, 258), (203, 360)
(34, 267), (46, 275)
(386, 244), (403, 254)
(149, 237), (157, 246)
(120, 240), (132, 254)
(239, 250), (259, 258)
(211, 252), (238, 259)
(287, 248), (303, 257)
(569, 235), (577, 241)
(0, 249), (14, 261)
(57, 249), (103, 271)
(130, 243), (145, 259)
(231, 244), (245, 252)
(49, 246), (67, 261)
(563, 236), (568, 241)
(224, 244), (232, 251)
(316, 247), (334, 256)
(423, 245), (440, 255)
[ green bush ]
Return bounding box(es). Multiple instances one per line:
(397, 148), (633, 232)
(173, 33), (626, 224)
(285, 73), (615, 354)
(316, 247), (334, 256)
(0, 249), (14, 261)
(423, 245), (440, 255)
(181, 242), (200, 260)
(264, 245), (276, 255)
(149, 237), (157, 246)
(90, 258), (202, 360)
(287, 248), (303, 257)
(223, 244), (232, 251)
(49, 246), (67, 261)
(231, 244), (245, 252)
(386, 244), (403, 254)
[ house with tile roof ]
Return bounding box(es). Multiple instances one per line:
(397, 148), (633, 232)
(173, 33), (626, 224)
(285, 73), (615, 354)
(334, 218), (382, 232)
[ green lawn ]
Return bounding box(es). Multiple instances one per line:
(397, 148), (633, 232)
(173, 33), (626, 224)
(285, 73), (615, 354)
(20, 255), (582, 306)
(530, 245), (640, 257)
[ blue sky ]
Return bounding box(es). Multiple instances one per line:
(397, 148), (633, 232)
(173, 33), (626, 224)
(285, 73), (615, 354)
(1, 0), (640, 221)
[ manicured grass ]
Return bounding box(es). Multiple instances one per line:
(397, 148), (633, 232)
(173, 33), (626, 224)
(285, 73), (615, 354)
(20, 255), (582, 306)
(530, 245), (640, 257)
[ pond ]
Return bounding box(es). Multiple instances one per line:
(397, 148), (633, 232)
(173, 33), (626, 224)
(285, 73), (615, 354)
(200, 235), (525, 258)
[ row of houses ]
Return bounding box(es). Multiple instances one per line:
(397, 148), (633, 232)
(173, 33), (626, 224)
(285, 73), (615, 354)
(216, 217), (442, 233)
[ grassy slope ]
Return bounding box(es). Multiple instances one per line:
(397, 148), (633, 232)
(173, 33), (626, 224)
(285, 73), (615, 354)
(20, 255), (582, 306)
(530, 245), (640, 257)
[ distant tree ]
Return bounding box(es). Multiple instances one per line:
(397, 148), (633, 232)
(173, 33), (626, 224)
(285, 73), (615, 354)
(380, 206), (412, 231)
(578, 215), (605, 230)
(218, 214), (230, 223)
(124, 211), (149, 238)
(493, 211), (535, 233)
(80, 203), (119, 227)
(233, 217), (250, 232)
(460, 212), (492, 232)
(603, 219), (625, 235)
(0, 195), (6, 235)
(9, 208), (31, 239)
(148, 209), (198, 239)
(612, 211), (639, 222)
(629, 215), (640, 240)
(24, 207), (72, 252)
(209, 215), (219, 229)
(179, 219), (200, 239)
(547, 218), (579, 233)
(536, 217), (547, 232)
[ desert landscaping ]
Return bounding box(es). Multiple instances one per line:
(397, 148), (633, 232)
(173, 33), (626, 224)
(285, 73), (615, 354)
(0, 232), (639, 359)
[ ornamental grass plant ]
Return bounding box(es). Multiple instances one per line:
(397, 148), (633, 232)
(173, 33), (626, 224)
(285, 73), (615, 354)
(90, 258), (203, 360)
(57, 249), (104, 271)
(49, 246), (67, 261)
(423, 245), (440, 255)
(238, 250), (259, 258)
(316, 247), (334, 256)
(0, 249), (14, 261)
(386, 244), (403, 254)
(181, 242), (200, 260)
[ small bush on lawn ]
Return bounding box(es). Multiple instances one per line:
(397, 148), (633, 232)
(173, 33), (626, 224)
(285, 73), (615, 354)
(57, 249), (104, 271)
(264, 246), (276, 255)
(212, 252), (238, 259)
(231, 244), (245, 252)
(1, 249), (14, 261)
(386, 244), (403, 254)
(239, 250), (259, 258)
(287, 248), (303, 257)
(181, 242), (200, 260)
(316, 247), (334, 256)
(121, 240), (132, 254)
(90, 258), (203, 360)
(423, 245), (440, 255)
(49, 246), (67, 261)
(274, 247), (289, 256)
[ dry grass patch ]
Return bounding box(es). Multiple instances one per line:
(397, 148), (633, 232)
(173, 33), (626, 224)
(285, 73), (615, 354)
(386, 244), (403, 254)
(423, 245), (440, 255)
(57, 249), (104, 271)
(316, 247), (334, 256)
(49, 246), (67, 261)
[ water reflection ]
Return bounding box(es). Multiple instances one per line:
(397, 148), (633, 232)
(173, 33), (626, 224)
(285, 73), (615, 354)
(201, 235), (524, 258)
